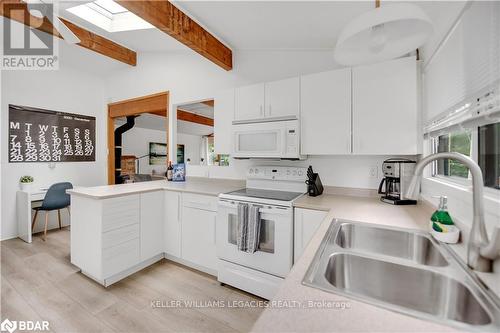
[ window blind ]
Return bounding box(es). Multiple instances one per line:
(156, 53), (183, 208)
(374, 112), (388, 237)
(423, 1), (500, 135)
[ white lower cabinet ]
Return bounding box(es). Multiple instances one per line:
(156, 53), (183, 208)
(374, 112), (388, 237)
(102, 238), (140, 278)
(164, 190), (181, 257)
(294, 208), (328, 263)
(140, 191), (164, 261)
(181, 193), (218, 272)
(71, 190), (222, 287)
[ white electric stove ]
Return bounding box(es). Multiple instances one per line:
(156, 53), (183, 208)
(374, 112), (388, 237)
(216, 166), (307, 299)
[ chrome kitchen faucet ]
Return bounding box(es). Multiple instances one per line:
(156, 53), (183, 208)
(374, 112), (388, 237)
(406, 152), (500, 272)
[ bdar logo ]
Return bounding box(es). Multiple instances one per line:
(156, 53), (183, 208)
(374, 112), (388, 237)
(0, 319), (17, 333)
(0, 319), (49, 332)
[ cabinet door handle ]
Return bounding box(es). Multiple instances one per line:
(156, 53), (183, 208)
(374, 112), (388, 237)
(260, 105), (263, 116)
(268, 105), (272, 116)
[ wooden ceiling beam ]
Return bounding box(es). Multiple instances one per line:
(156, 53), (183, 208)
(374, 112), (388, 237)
(177, 109), (214, 127)
(0, 0), (137, 66)
(148, 110), (167, 117)
(116, 0), (232, 71)
(109, 92), (168, 118)
(201, 100), (214, 107)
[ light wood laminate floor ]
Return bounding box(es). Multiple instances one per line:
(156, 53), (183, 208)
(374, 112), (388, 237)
(1, 228), (264, 333)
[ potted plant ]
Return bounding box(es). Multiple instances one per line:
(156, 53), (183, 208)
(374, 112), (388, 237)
(19, 175), (34, 191)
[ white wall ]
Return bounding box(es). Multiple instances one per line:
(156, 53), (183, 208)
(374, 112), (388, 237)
(196, 155), (407, 190)
(422, 1), (500, 123)
(120, 126), (167, 175)
(1, 67), (107, 240)
(119, 126), (204, 174)
(105, 50), (398, 189)
(177, 132), (203, 165)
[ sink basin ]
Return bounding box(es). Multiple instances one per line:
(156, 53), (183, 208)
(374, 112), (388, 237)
(326, 253), (490, 326)
(335, 222), (448, 266)
(303, 219), (500, 331)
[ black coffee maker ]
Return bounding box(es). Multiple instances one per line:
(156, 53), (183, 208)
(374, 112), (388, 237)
(378, 158), (417, 205)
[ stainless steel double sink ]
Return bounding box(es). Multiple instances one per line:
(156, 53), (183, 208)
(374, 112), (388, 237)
(303, 220), (500, 331)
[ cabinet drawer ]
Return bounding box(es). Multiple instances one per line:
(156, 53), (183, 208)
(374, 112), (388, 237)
(102, 238), (140, 278)
(182, 193), (218, 212)
(102, 195), (140, 232)
(102, 224), (140, 249)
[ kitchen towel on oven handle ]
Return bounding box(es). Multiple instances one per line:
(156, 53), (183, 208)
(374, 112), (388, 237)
(246, 205), (262, 253)
(237, 202), (249, 251)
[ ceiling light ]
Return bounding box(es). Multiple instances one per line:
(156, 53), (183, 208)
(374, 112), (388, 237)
(334, 3), (433, 66)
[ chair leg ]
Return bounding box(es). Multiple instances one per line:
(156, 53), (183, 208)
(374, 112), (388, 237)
(66, 206), (71, 231)
(58, 209), (62, 229)
(31, 210), (39, 231)
(43, 211), (49, 241)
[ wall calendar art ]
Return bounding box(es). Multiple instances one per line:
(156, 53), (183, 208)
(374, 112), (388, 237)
(8, 104), (96, 163)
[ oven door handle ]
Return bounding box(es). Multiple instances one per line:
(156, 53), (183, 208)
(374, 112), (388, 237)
(259, 207), (290, 215)
(218, 200), (239, 209)
(218, 200), (290, 215)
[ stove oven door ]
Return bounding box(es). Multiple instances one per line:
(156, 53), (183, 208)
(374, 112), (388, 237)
(216, 199), (293, 278)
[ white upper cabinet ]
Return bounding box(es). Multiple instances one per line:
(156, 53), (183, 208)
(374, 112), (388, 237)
(234, 83), (265, 122)
(214, 89), (234, 154)
(265, 77), (300, 119)
(234, 77), (299, 122)
(352, 57), (419, 155)
(301, 68), (352, 155)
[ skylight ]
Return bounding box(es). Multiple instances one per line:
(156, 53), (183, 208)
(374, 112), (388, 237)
(92, 0), (128, 15)
(66, 0), (154, 33)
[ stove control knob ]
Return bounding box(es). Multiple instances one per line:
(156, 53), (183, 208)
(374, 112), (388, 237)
(286, 170), (291, 176)
(298, 170), (303, 176)
(293, 170), (297, 176)
(249, 168), (254, 174)
(255, 168), (259, 174)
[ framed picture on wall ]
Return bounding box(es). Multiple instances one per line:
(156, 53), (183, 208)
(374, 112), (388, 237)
(149, 142), (167, 165)
(176, 144), (185, 164)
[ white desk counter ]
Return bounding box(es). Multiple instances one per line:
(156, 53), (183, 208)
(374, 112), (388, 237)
(17, 189), (47, 243)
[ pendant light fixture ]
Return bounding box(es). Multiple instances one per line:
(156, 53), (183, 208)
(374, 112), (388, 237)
(334, 0), (433, 66)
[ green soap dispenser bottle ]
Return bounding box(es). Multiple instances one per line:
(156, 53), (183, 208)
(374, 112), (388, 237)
(429, 196), (460, 243)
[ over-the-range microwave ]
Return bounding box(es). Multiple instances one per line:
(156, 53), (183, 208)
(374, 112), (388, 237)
(232, 119), (304, 159)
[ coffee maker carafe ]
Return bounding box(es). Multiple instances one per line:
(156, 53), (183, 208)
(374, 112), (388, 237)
(378, 158), (417, 205)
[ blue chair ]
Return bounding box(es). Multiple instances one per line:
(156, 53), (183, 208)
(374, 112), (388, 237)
(32, 182), (73, 241)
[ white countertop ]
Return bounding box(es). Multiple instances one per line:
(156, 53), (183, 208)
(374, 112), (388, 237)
(252, 194), (490, 333)
(67, 177), (245, 199)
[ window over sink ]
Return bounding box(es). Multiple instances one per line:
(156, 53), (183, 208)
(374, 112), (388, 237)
(431, 122), (499, 190)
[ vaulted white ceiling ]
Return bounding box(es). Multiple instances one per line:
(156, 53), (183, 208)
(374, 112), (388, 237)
(48, 1), (467, 72)
(59, 1), (466, 56)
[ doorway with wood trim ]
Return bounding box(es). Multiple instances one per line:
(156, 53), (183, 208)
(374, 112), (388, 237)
(107, 92), (169, 185)
(175, 99), (230, 178)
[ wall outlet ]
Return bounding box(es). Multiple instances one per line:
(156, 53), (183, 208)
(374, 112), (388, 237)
(369, 165), (378, 179)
